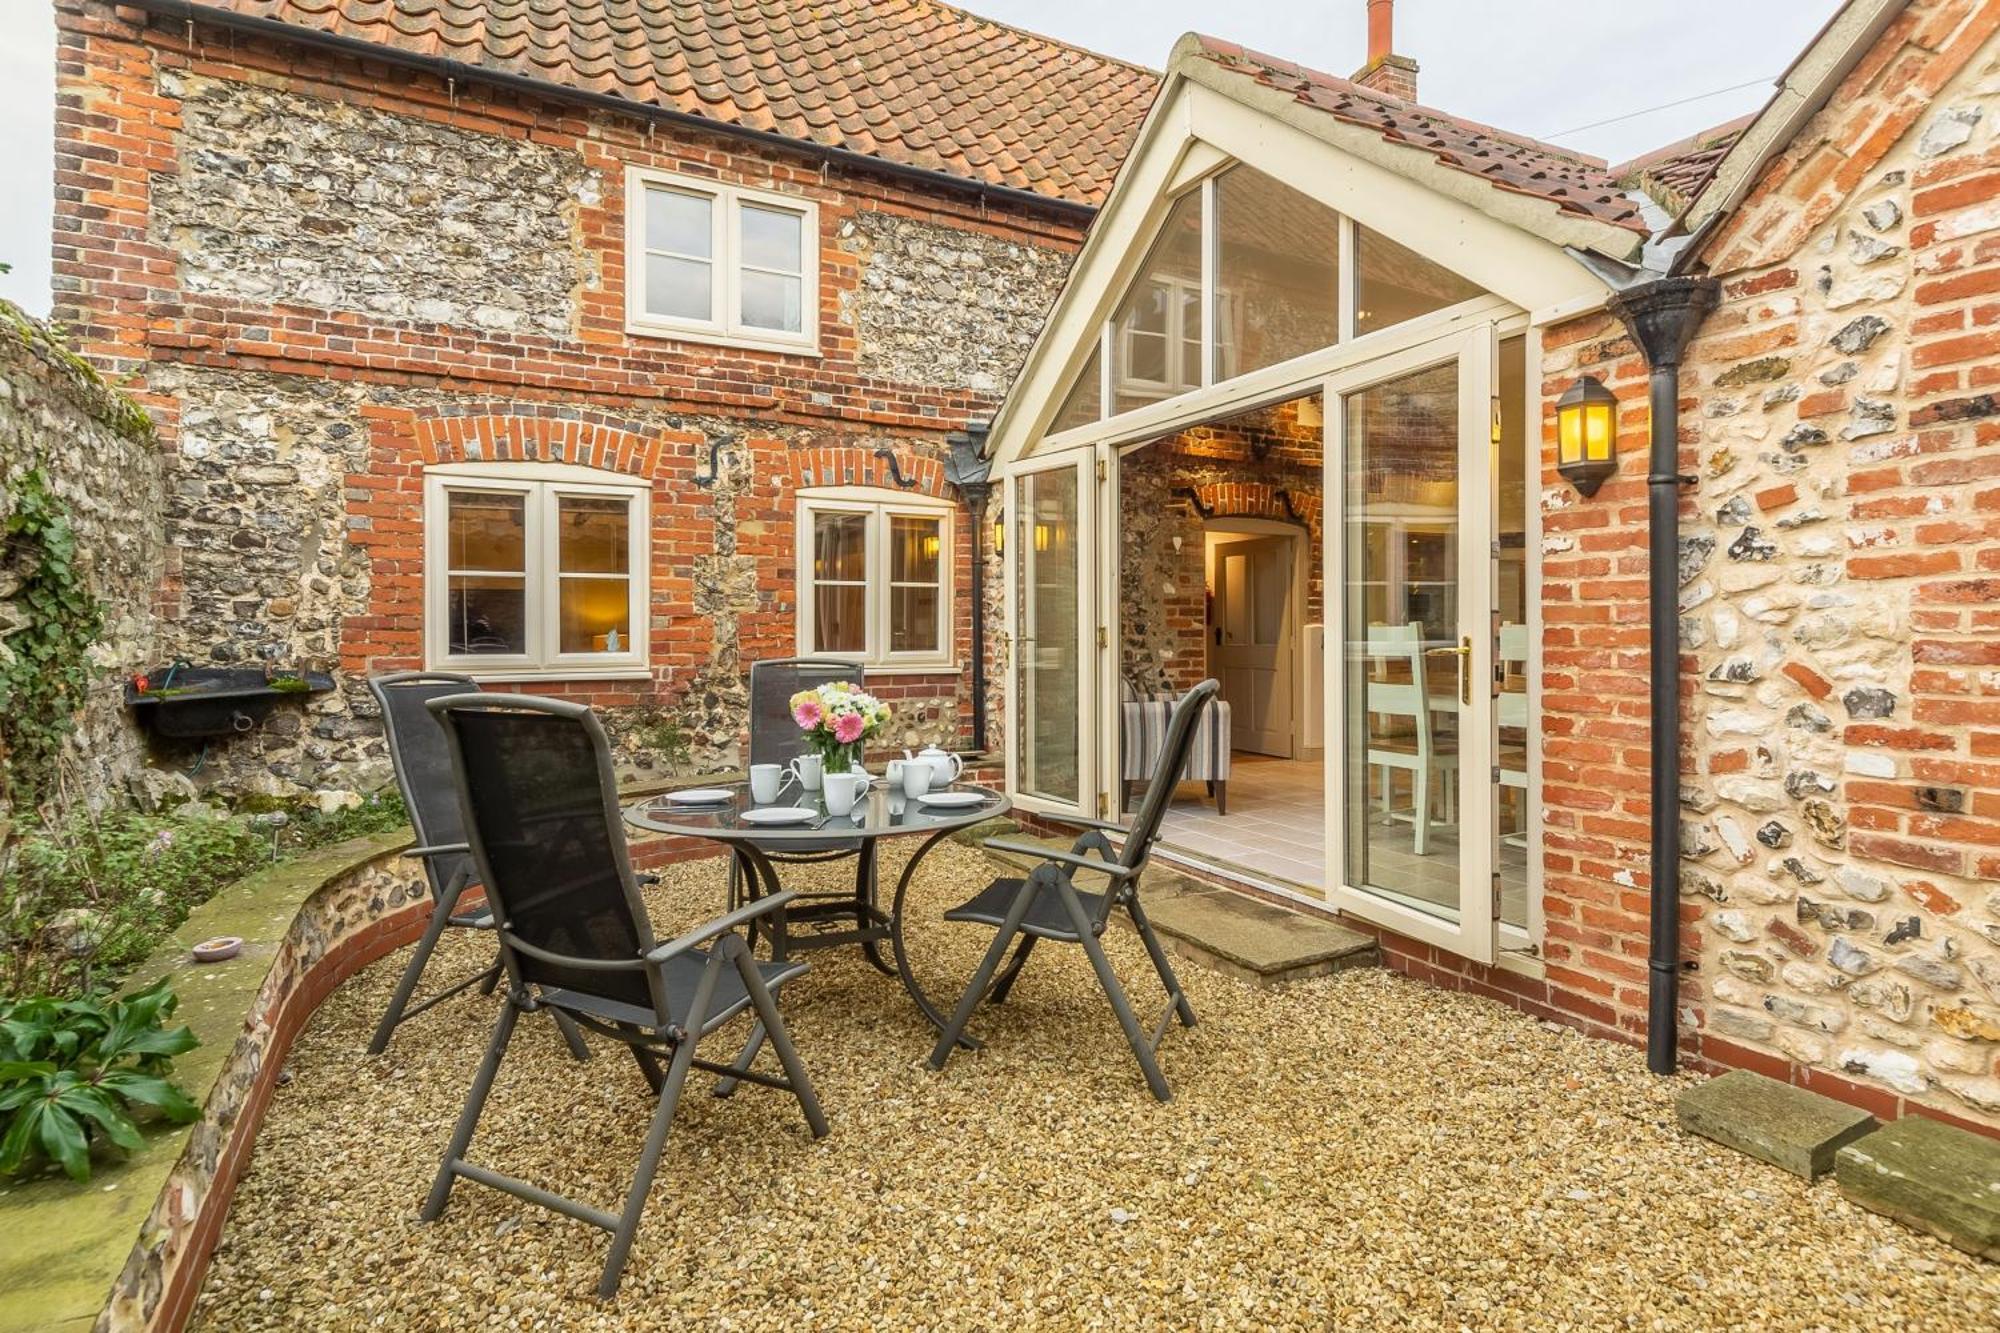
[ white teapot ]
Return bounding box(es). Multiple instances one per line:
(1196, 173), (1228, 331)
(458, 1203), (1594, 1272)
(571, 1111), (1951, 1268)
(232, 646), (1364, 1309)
(908, 744), (962, 789)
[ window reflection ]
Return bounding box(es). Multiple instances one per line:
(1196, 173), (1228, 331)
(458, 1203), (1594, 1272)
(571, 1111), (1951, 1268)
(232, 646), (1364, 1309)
(1354, 225), (1482, 335)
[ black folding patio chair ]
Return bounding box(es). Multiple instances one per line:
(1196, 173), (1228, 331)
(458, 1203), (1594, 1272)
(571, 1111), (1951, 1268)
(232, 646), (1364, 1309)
(364, 671), (587, 1061)
(927, 680), (1219, 1102)
(729, 656), (882, 963)
(421, 692), (828, 1297)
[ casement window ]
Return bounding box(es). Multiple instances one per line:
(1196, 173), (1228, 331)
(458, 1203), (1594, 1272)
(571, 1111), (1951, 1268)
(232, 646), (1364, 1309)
(625, 166), (819, 354)
(423, 463), (650, 679)
(796, 489), (955, 669)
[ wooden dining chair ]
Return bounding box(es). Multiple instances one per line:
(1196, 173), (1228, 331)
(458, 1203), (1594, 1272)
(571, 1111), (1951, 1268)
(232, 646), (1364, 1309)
(1362, 623), (1459, 856)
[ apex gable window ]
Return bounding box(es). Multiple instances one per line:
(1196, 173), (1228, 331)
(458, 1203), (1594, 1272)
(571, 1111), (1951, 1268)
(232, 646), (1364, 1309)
(424, 462), (650, 678)
(625, 167), (819, 354)
(796, 489), (955, 669)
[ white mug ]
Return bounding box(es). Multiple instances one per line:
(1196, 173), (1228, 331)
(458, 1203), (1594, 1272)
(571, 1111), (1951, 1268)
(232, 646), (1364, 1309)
(749, 763), (786, 804)
(787, 754), (823, 792)
(900, 761), (932, 800)
(823, 770), (870, 816)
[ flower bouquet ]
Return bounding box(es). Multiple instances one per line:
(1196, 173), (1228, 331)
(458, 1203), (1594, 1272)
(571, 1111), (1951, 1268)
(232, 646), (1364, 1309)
(790, 680), (891, 773)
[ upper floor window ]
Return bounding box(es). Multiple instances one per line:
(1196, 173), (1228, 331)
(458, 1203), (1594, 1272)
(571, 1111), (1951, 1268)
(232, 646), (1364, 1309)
(625, 167), (819, 354)
(424, 462), (650, 678)
(796, 489), (955, 669)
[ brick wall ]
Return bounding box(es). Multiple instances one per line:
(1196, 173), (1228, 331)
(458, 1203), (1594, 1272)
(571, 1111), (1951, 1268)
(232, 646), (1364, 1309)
(52, 2), (1083, 796)
(1117, 397), (1324, 694)
(1529, 0), (2000, 1129)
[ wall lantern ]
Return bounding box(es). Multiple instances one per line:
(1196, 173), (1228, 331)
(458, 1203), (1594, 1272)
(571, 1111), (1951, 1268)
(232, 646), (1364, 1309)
(1555, 375), (1619, 497)
(992, 507), (1005, 555)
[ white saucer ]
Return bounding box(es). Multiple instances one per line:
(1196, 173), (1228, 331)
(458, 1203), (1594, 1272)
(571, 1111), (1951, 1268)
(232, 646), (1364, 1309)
(916, 790), (988, 808)
(664, 788), (734, 805)
(738, 807), (819, 826)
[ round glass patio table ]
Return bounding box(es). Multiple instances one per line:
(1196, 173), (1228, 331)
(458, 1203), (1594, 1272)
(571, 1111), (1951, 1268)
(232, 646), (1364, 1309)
(624, 780), (1011, 1041)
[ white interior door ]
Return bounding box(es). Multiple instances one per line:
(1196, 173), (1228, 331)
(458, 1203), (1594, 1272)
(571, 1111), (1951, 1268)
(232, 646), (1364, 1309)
(1209, 534), (1295, 757)
(1004, 448), (1097, 817)
(1324, 325), (1499, 964)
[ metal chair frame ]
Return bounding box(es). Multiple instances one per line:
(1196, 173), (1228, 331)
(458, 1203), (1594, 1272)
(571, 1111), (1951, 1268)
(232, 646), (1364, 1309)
(927, 681), (1220, 1101)
(364, 671), (587, 1060)
(421, 693), (828, 1297)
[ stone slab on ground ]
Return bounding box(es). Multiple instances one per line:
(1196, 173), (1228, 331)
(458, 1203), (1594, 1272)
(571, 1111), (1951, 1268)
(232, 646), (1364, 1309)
(1675, 1070), (1879, 1180)
(978, 830), (1377, 984)
(1836, 1115), (2000, 1260)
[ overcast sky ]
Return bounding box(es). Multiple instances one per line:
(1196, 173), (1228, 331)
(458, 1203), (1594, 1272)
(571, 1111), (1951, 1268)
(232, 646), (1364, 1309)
(0, 1), (1840, 316)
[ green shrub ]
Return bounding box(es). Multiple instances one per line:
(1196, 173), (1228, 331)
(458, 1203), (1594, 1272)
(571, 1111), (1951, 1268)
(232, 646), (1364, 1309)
(0, 976), (200, 1181)
(0, 808), (266, 997)
(275, 788), (407, 855)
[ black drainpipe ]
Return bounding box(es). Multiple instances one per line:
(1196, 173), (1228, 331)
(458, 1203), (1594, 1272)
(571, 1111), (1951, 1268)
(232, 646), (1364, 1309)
(1606, 276), (1718, 1076)
(945, 422), (995, 753)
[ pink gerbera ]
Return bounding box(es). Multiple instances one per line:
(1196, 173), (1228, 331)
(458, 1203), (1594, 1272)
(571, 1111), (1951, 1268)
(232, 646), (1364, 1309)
(832, 711), (866, 744)
(793, 699), (823, 728)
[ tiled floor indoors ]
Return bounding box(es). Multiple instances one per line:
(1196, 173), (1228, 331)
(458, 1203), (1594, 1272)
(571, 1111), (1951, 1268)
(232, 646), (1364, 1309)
(1151, 752), (1530, 928)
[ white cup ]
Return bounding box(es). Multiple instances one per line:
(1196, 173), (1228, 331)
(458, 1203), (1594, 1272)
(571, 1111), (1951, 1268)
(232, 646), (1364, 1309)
(787, 754), (823, 792)
(900, 762), (932, 800)
(823, 770), (869, 816)
(749, 763), (786, 804)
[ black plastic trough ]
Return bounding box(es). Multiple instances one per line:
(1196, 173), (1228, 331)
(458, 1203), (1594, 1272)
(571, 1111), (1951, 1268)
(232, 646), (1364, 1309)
(125, 666), (336, 739)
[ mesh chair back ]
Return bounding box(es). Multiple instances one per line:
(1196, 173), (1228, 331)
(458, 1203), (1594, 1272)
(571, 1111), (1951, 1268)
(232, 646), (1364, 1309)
(430, 695), (659, 1017)
(1119, 680), (1221, 874)
(369, 671), (480, 900)
(748, 657), (860, 767)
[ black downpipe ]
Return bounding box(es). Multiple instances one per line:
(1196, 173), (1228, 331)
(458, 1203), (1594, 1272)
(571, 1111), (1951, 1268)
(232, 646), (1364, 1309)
(1606, 276), (1717, 1076)
(945, 424), (995, 753)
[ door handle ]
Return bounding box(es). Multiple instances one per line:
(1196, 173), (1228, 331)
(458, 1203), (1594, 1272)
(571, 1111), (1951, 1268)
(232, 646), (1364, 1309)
(1429, 638), (1473, 705)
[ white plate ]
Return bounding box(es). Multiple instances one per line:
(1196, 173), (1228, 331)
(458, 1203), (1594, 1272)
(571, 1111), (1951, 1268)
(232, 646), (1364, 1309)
(738, 806), (820, 826)
(917, 791), (989, 809)
(664, 788), (734, 805)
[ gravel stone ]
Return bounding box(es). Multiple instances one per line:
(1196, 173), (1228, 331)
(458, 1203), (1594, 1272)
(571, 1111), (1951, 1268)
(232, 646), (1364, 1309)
(187, 846), (2000, 1331)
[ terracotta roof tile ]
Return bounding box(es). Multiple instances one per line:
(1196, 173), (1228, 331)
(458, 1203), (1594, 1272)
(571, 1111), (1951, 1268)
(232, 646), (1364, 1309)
(1186, 35), (1649, 235)
(184, 0), (1158, 206)
(1613, 114), (1754, 214)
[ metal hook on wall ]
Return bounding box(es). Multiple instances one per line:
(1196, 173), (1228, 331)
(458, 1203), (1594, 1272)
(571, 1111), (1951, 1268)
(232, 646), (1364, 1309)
(691, 438), (731, 488)
(874, 447), (919, 488)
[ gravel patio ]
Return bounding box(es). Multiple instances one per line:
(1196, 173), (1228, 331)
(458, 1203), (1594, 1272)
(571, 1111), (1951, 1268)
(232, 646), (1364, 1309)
(191, 840), (1996, 1331)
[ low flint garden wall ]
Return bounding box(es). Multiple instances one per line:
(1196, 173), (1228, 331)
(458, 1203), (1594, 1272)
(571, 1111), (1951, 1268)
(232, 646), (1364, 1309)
(0, 830), (424, 1333)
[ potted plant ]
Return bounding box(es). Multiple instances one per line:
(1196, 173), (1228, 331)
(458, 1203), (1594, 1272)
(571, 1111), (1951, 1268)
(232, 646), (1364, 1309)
(788, 681), (890, 773)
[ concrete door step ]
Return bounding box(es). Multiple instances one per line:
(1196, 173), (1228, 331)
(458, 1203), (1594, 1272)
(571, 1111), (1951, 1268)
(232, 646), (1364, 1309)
(1836, 1115), (2000, 1260)
(959, 821), (1378, 985)
(1675, 1070), (1879, 1180)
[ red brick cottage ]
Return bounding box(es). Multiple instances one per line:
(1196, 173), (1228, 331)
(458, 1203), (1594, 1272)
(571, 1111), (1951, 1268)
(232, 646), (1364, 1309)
(51, 0), (2000, 1132)
(51, 0), (1154, 792)
(980, 0), (2000, 1131)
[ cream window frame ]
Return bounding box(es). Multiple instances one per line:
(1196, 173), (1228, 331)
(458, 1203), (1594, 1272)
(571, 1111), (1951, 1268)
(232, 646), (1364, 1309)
(423, 461), (651, 680)
(624, 166), (820, 356)
(796, 488), (956, 671)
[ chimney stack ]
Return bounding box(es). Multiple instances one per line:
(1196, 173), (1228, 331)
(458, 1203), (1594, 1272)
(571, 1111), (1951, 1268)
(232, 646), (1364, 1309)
(1353, 0), (1418, 102)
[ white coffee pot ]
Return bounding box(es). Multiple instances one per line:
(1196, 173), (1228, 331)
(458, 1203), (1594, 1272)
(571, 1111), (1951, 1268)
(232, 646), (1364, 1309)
(907, 744), (962, 789)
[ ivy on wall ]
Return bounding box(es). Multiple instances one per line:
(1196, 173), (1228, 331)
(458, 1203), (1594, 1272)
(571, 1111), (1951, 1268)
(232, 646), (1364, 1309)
(0, 470), (106, 806)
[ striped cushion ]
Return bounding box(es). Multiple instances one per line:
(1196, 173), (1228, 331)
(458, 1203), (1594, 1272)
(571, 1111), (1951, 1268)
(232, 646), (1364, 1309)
(1119, 693), (1232, 783)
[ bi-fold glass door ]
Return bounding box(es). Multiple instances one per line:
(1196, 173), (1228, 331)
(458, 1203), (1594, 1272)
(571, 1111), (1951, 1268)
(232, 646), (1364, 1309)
(1004, 446), (1099, 818)
(1325, 325), (1501, 963)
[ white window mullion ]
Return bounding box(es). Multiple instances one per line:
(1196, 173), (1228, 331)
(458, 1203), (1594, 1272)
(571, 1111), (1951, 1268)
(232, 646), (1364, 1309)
(1337, 215), (1357, 344)
(533, 488), (556, 669)
(1200, 176), (1217, 388)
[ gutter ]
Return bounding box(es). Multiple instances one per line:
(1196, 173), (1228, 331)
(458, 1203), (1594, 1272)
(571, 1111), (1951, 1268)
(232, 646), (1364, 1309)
(123, 0), (1100, 225)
